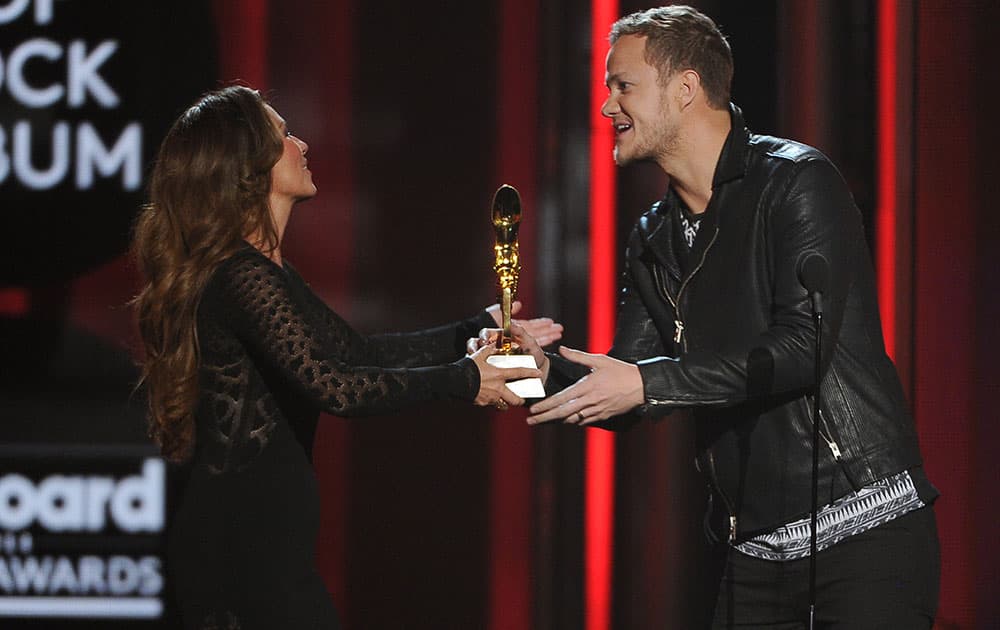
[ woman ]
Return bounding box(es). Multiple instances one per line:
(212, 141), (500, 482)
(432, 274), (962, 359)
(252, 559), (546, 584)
(132, 85), (558, 629)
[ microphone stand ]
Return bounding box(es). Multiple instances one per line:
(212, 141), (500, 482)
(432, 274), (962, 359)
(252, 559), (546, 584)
(808, 299), (822, 630)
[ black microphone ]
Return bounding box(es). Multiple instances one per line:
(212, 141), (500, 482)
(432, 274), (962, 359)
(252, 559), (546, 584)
(797, 250), (829, 630)
(797, 251), (829, 315)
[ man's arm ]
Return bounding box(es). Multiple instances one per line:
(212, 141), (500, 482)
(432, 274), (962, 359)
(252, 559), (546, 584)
(527, 230), (668, 427)
(529, 158), (859, 423)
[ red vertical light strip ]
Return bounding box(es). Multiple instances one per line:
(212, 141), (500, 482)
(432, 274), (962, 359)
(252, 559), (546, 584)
(212, 0), (269, 89)
(488, 0), (538, 628)
(876, 0), (897, 360)
(587, 2), (618, 630)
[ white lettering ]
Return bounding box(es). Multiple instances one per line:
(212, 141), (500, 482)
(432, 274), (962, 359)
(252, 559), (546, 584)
(0, 0), (30, 24)
(67, 40), (118, 107)
(48, 556), (77, 594)
(76, 122), (140, 190)
(0, 555), (163, 597)
(0, 556), (10, 591)
(0, 459), (164, 533)
(0, 475), (35, 531)
(110, 460), (163, 533)
(107, 556), (139, 595)
(10, 556), (51, 593)
(78, 556), (105, 594)
(0, 121), (143, 190)
(0, 0), (58, 25)
(6, 38), (63, 107)
(32, 0), (56, 24)
(137, 557), (161, 596)
(13, 119), (68, 189)
(37, 476), (83, 532)
(1, 38), (119, 108)
(85, 478), (113, 531)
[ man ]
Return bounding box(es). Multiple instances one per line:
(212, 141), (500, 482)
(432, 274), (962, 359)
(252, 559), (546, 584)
(525, 6), (939, 628)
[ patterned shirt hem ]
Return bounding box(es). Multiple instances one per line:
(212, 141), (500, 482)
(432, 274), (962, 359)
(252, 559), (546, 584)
(734, 470), (924, 562)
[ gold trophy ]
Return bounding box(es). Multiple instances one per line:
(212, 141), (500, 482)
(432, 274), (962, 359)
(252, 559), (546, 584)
(487, 184), (545, 398)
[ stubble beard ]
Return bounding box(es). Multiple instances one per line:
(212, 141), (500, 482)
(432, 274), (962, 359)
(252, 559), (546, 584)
(613, 116), (678, 168)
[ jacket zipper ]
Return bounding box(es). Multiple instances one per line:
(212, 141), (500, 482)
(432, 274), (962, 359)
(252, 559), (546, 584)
(702, 448), (739, 543)
(653, 227), (720, 350)
(811, 403), (864, 489)
(812, 407), (842, 461)
(652, 227), (737, 539)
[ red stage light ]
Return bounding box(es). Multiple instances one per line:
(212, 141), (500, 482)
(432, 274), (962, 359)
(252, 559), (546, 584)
(876, 0), (897, 360)
(587, 2), (618, 630)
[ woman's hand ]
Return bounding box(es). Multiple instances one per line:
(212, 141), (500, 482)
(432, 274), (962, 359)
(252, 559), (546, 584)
(485, 300), (564, 347)
(467, 323), (550, 384)
(469, 344), (542, 410)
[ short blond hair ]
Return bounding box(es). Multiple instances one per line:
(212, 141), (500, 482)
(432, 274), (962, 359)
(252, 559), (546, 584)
(611, 5), (733, 109)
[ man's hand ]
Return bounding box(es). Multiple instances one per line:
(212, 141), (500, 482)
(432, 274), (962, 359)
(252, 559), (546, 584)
(526, 346), (643, 425)
(485, 300), (564, 347)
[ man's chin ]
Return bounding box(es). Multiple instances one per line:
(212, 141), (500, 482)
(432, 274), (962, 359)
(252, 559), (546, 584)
(613, 150), (641, 167)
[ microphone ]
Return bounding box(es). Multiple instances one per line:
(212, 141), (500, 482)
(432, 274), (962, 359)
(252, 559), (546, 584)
(797, 251), (829, 315)
(797, 250), (829, 630)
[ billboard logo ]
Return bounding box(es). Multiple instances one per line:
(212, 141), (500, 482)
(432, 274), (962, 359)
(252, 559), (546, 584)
(0, 454), (166, 619)
(0, 459), (164, 533)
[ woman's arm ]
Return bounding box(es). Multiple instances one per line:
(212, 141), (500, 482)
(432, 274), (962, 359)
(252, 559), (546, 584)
(210, 252), (539, 415)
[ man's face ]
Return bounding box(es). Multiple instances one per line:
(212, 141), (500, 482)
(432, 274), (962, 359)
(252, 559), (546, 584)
(601, 34), (678, 166)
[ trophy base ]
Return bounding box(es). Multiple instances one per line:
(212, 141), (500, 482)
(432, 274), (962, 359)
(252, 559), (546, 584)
(486, 354), (546, 399)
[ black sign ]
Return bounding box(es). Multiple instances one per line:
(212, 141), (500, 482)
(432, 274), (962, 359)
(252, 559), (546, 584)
(1, 0), (217, 285)
(0, 445), (165, 622)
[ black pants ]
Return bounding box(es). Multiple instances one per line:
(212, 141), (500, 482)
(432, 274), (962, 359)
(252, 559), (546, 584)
(711, 506), (940, 629)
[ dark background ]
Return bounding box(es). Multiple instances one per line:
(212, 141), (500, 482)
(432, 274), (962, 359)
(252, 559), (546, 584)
(1, 1), (996, 628)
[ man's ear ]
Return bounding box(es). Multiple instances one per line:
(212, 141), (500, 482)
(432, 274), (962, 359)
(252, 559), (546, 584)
(676, 69), (701, 111)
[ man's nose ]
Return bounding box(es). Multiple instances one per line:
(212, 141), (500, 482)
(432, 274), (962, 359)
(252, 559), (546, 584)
(600, 94), (617, 118)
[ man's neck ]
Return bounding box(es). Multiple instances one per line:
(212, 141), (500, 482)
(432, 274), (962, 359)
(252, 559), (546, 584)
(660, 106), (731, 214)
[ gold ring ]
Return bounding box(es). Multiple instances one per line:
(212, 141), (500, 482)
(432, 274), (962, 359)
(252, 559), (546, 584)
(495, 399), (509, 410)
(576, 411), (585, 422)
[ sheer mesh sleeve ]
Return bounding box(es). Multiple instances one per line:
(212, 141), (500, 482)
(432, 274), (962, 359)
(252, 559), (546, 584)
(284, 264), (494, 368)
(204, 250), (479, 416)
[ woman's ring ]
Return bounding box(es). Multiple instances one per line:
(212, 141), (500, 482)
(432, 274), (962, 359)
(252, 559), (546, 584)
(576, 411), (585, 423)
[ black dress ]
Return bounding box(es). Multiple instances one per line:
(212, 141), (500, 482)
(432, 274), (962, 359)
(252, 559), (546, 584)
(167, 245), (488, 629)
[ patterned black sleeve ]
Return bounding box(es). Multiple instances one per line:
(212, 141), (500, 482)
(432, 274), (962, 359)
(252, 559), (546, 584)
(284, 264), (494, 368)
(207, 251), (480, 415)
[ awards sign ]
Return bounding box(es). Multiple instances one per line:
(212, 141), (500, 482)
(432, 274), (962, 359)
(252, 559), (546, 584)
(0, 446), (166, 622)
(0, 0), (216, 285)
(0, 3), (141, 192)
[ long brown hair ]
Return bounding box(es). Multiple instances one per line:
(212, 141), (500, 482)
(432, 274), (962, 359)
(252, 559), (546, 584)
(132, 85), (283, 462)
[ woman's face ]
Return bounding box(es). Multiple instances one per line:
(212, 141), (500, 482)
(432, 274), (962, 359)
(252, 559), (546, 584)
(266, 104), (317, 206)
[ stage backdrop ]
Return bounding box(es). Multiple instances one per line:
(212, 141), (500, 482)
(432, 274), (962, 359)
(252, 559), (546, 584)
(1, 1), (995, 629)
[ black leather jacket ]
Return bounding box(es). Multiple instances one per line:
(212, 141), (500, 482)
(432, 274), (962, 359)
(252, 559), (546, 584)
(599, 104), (927, 541)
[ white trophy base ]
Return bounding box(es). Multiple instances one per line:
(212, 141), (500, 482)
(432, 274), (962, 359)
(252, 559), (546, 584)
(486, 354), (546, 399)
